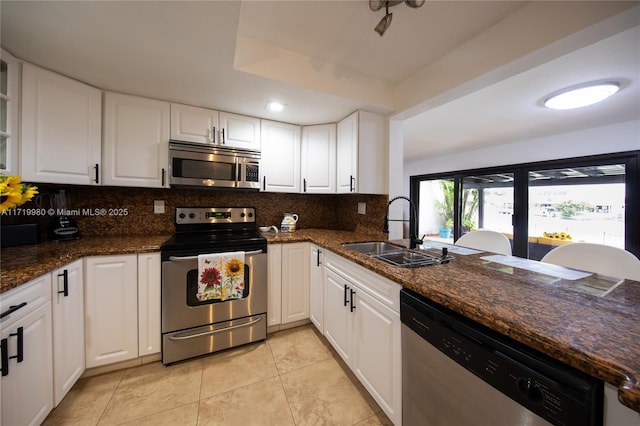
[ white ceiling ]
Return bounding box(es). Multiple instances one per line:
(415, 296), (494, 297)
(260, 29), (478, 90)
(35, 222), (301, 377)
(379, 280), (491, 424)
(1, 1), (638, 162)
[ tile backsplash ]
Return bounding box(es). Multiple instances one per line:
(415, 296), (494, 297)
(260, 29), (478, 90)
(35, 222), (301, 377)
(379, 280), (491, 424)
(2, 184), (389, 241)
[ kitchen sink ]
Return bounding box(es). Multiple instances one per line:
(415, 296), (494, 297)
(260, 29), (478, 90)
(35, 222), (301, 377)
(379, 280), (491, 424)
(342, 241), (404, 255)
(343, 241), (453, 268)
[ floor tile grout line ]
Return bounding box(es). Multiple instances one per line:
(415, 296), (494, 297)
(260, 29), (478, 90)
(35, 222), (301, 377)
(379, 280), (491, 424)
(95, 368), (126, 426)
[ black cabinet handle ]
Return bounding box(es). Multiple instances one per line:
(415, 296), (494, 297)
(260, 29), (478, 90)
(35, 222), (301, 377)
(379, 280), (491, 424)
(316, 249), (322, 267)
(0, 302), (27, 319)
(303, 178), (307, 193)
(161, 168), (166, 186)
(349, 175), (355, 192)
(221, 128), (225, 144)
(212, 126), (216, 144)
(94, 163), (100, 184)
(1, 338), (8, 377)
(58, 269), (69, 297)
(9, 327), (23, 363)
(263, 176), (266, 191)
(350, 289), (356, 312)
(343, 284), (349, 307)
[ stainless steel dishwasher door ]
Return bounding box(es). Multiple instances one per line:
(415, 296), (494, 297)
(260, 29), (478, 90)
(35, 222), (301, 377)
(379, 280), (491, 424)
(402, 323), (552, 426)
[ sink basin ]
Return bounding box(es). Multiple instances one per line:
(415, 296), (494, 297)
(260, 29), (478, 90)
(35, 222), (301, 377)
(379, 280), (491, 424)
(342, 241), (404, 255)
(343, 241), (453, 268)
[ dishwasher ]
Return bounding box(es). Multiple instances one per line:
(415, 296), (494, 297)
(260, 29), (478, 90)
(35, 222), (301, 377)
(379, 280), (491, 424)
(400, 288), (603, 426)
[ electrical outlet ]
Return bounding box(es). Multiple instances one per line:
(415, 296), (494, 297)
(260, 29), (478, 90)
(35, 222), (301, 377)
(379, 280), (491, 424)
(154, 200), (165, 214)
(358, 202), (366, 215)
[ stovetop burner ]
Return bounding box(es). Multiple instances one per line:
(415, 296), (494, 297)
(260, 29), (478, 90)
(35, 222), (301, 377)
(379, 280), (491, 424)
(161, 207), (266, 254)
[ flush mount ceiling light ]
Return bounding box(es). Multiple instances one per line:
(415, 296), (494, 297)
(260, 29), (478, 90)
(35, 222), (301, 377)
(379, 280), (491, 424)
(370, 0), (425, 37)
(543, 81), (620, 110)
(265, 101), (285, 112)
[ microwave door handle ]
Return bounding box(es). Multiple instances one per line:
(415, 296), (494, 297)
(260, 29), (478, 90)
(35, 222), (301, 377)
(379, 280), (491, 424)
(236, 157), (241, 184)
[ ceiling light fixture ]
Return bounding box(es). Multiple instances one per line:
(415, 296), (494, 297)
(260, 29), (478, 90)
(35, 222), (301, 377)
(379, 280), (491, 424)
(544, 81), (620, 110)
(266, 101), (285, 112)
(370, 0), (425, 37)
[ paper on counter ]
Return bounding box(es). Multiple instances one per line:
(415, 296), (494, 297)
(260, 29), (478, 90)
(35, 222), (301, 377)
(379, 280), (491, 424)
(480, 254), (592, 280)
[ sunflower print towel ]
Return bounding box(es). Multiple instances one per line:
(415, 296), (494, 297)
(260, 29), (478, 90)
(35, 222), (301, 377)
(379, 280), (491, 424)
(197, 251), (245, 301)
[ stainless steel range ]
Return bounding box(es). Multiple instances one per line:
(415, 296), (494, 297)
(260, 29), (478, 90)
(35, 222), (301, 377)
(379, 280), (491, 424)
(161, 207), (267, 364)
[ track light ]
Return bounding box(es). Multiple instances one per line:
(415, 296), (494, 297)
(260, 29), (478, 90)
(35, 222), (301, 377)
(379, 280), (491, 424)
(370, 0), (425, 37)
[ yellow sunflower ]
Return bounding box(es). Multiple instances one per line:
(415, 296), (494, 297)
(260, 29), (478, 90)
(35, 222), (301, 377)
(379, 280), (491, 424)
(0, 175), (38, 213)
(225, 258), (244, 277)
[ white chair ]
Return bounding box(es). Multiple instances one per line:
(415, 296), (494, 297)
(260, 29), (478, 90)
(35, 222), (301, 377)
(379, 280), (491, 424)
(454, 230), (512, 256)
(540, 242), (640, 281)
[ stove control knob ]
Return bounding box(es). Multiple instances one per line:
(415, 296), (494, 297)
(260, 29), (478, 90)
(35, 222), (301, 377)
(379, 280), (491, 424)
(240, 212), (245, 218)
(248, 212), (254, 218)
(189, 213), (196, 219)
(178, 213), (186, 219)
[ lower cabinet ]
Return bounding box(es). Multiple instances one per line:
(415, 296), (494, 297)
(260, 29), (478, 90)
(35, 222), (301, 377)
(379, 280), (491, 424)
(322, 251), (402, 426)
(1, 275), (54, 426)
(138, 253), (161, 357)
(267, 243), (310, 328)
(51, 259), (85, 406)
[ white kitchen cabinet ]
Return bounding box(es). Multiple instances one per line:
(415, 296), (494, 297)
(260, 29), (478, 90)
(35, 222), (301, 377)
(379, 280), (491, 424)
(336, 111), (387, 194)
(84, 254), (138, 368)
(21, 62), (101, 185)
(267, 244), (283, 327)
(260, 120), (301, 193)
(301, 124), (336, 193)
(1, 274), (53, 426)
(219, 111), (261, 150)
(138, 253), (161, 356)
(323, 251), (402, 425)
(281, 242), (310, 324)
(1, 49), (20, 176)
(103, 92), (169, 188)
(309, 244), (324, 332)
(51, 259), (85, 406)
(170, 103), (219, 144)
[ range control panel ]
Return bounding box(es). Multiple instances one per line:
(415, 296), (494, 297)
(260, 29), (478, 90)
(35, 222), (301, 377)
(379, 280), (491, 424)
(175, 207), (255, 225)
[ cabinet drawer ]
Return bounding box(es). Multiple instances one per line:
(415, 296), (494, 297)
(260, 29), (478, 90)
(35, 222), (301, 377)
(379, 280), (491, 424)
(1, 274), (52, 326)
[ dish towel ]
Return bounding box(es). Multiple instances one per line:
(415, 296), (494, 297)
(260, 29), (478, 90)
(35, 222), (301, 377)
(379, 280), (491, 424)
(197, 251), (245, 302)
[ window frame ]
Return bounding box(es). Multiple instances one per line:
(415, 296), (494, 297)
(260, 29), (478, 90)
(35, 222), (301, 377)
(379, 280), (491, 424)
(410, 151), (639, 259)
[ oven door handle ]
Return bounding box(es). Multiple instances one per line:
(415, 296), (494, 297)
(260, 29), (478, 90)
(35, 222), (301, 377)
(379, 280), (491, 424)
(167, 316), (263, 340)
(168, 249), (263, 261)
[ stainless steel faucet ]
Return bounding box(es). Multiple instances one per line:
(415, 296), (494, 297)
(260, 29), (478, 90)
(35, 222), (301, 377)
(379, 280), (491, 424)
(383, 196), (423, 249)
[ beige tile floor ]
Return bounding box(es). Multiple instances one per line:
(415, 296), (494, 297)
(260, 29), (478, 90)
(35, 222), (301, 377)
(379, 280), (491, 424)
(44, 325), (393, 426)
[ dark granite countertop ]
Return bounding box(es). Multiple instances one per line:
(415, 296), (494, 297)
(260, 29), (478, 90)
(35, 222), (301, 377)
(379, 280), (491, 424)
(2, 229), (640, 413)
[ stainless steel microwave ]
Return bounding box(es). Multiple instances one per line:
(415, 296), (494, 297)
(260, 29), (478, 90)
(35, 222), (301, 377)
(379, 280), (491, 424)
(169, 141), (260, 189)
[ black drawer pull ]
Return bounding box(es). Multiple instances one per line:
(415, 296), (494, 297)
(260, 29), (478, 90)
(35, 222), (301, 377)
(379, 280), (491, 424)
(0, 302), (27, 319)
(9, 327), (23, 363)
(1, 338), (8, 377)
(350, 289), (356, 312)
(58, 269), (69, 297)
(343, 284), (349, 307)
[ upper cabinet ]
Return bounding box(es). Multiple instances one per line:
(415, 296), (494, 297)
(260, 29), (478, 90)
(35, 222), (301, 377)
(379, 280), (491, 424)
(21, 63), (101, 185)
(301, 124), (336, 194)
(1, 49), (20, 176)
(103, 92), (169, 188)
(219, 112), (261, 151)
(336, 111), (387, 195)
(260, 119), (301, 193)
(170, 104), (260, 151)
(170, 103), (219, 144)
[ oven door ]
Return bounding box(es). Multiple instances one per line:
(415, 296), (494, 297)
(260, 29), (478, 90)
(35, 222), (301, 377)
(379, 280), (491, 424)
(161, 249), (267, 333)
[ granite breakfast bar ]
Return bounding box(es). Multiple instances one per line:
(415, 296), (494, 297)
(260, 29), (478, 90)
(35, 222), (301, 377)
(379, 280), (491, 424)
(2, 229), (639, 414)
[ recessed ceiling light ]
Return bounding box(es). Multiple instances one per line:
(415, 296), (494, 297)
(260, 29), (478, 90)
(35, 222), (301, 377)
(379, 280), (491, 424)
(544, 81), (620, 110)
(266, 101), (285, 112)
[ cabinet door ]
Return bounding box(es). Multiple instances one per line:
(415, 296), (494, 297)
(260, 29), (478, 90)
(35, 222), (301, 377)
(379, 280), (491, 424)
(301, 124), (336, 194)
(21, 63), (101, 185)
(322, 267), (352, 364)
(51, 259), (85, 406)
(309, 244), (324, 332)
(260, 120), (301, 193)
(84, 254), (138, 368)
(138, 253), (161, 356)
(336, 111), (358, 193)
(267, 244), (282, 327)
(1, 303), (53, 426)
(219, 112), (261, 150)
(281, 243), (310, 324)
(170, 103), (219, 144)
(103, 92), (170, 187)
(352, 286), (401, 426)
(0, 49), (20, 176)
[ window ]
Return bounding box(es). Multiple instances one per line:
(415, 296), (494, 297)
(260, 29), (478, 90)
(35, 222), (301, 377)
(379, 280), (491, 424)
(411, 152), (639, 260)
